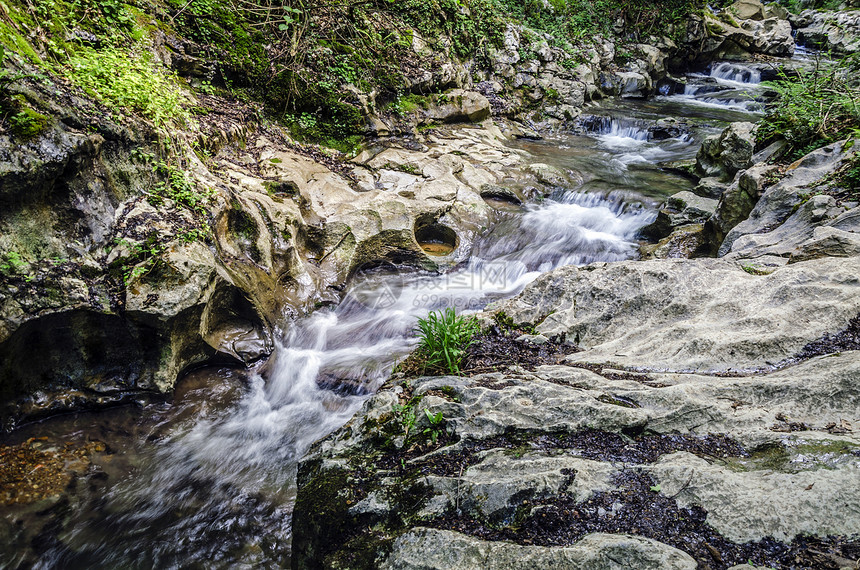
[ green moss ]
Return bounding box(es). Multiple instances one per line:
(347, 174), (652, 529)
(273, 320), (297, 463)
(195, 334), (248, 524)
(728, 439), (860, 473)
(8, 106), (48, 138)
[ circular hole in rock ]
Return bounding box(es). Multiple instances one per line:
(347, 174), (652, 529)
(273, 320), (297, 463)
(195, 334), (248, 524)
(415, 223), (458, 256)
(480, 188), (523, 211)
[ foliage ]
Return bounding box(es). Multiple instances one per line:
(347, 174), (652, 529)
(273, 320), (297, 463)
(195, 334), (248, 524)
(758, 59), (860, 162)
(148, 161), (215, 216)
(109, 235), (165, 283)
(422, 408), (445, 444)
(415, 308), (481, 374)
(0, 46), (46, 139)
(67, 46), (190, 129)
(0, 251), (26, 276)
(773, 0), (843, 14)
(391, 394), (448, 445)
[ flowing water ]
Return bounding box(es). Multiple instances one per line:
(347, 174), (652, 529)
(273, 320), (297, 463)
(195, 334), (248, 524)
(0, 59), (773, 568)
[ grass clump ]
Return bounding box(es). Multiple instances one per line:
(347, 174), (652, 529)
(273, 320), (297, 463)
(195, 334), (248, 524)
(414, 308), (481, 375)
(67, 45), (190, 129)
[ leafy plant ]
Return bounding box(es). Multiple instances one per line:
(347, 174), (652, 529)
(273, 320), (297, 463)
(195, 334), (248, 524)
(758, 58), (860, 161)
(392, 402), (418, 438)
(67, 46), (190, 129)
(415, 308), (481, 374)
(422, 409), (446, 444)
(148, 161), (215, 216)
(0, 251), (27, 276)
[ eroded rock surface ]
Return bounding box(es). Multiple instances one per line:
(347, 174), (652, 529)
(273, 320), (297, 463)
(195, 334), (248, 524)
(292, 247), (860, 568)
(0, 84), (545, 426)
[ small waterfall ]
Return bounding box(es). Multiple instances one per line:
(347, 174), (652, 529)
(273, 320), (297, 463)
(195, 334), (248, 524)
(581, 116), (650, 141)
(710, 62), (761, 84)
(670, 61), (767, 117)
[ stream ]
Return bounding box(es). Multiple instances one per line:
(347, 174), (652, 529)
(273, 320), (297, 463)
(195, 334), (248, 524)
(0, 59), (772, 568)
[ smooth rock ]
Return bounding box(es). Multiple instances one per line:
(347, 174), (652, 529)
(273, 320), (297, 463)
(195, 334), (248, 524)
(492, 256), (860, 372)
(380, 529), (697, 570)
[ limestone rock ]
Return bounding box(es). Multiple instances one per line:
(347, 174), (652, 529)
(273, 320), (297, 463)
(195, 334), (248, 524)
(695, 122), (756, 182)
(492, 256), (860, 372)
(381, 529), (697, 570)
(795, 9), (860, 55)
(649, 451), (860, 543)
(729, 0), (766, 21)
(721, 140), (857, 256)
(667, 191), (718, 224)
(790, 224), (860, 263)
(710, 163), (777, 248)
(424, 90), (491, 124)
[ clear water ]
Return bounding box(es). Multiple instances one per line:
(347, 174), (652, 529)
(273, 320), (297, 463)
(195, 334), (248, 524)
(0, 60), (774, 569)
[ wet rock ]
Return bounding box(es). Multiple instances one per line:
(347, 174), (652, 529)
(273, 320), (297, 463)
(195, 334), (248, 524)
(692, 176), (729, 200)
(380, 529), (697, 570)
(695, 122), (756, 182)
(640, 224), (709, 260)
(667, 191), (718, 224)
(639, 193), (715, 244)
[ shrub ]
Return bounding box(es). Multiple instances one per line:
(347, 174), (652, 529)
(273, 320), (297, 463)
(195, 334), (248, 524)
(415, 308), (481, 374)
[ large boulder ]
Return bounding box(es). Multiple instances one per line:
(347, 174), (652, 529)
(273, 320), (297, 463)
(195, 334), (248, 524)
(293, 252), (860, 567)
(492, 256), (860, 372)
(795, 10), (860, 54)
(423, 90), (492, 124)
(709, 163), (778, 248)
(720, 140), (857, 256)
(695, 122), (756, 182)
(729, 0), (766, 21)
(686, 12), (794, 62)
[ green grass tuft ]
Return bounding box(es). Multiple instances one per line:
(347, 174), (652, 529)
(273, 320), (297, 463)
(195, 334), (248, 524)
(415, 308), (481, 374)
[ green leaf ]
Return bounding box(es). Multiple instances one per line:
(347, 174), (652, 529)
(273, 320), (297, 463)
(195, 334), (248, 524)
(650, 484), (661, 493)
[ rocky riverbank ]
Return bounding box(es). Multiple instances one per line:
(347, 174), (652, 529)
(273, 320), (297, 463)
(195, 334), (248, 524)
(288, 3), (860, 568)
(2, 0), (860, 566)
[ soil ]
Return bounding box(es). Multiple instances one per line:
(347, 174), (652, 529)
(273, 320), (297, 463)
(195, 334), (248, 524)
(397, 326), (580, 378)
(386, 429), (747, 478)
(792, 313), (860, 361)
